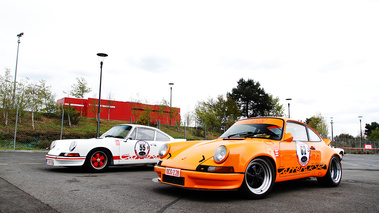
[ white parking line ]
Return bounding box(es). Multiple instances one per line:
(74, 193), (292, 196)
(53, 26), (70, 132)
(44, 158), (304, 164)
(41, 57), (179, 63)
(342, 162), (360, 166)
(19, 163), (42, 165)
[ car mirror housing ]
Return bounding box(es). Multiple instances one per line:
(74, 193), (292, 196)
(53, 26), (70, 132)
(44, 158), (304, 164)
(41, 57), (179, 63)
(324, 139), (331, 146)
(283, 133), (293, 142)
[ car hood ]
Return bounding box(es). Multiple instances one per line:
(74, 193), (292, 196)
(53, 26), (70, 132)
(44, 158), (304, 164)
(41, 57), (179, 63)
(47, 138), (117, 155)
(162, 138), (261, 170)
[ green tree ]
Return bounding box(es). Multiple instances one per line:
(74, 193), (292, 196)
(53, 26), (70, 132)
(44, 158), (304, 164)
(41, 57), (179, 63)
(25, 80), (55, 129)
(194, 94), (240, 132)
(266, 95), (284, 117)
(305, 113), (329, 138)
(0, 69), (14, 125)
(369, 127), (379, 141)
(70, 77), (92, 99)
(70, 77), (91, 116)
(365, 122), (379, 138)
(229, 78), (272, 118)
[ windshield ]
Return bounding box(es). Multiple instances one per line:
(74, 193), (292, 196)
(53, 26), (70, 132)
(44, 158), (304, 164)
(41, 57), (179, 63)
(220, 121), (283, 140)
(100, 125), (132, 139)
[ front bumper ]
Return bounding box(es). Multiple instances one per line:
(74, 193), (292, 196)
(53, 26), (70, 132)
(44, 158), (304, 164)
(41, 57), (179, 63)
(46, 154), (86, 167)
(154, 165), (244, 190)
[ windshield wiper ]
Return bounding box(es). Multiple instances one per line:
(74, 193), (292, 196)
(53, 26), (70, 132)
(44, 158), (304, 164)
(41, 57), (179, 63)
(226, 133), (241, 138)
(105, 135), (124, 139)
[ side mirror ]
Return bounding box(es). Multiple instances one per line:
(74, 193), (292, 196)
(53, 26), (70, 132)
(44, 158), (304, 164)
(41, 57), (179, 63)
(324, 139), (331, 146)
(283, 133), (293, 142)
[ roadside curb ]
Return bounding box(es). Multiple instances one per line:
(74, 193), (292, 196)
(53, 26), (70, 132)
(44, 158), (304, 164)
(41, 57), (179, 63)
(0, 150), (48, 153)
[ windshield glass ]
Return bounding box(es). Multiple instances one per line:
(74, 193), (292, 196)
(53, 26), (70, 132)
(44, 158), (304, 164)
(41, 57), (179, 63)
(219, 118), (284, 140)
(100, 125), (132, 139)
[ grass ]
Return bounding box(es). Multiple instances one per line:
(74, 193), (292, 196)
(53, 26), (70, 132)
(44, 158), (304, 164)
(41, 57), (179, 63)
(0, 111), (220, 150)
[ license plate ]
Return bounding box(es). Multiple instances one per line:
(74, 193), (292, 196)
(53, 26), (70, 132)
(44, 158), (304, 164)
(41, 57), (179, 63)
(46, 159), (54, 166)
(165, 167), (181, 177)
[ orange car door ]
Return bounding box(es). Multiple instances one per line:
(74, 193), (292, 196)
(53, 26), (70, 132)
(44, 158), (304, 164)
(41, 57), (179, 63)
(278, 122), (321, 179)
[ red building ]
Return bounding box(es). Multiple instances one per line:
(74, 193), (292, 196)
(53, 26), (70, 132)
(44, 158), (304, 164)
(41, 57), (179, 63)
(57, 97), (180, 125)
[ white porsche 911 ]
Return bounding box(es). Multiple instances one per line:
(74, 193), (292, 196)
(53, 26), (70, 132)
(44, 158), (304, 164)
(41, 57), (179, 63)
(46, 124), (185, 172)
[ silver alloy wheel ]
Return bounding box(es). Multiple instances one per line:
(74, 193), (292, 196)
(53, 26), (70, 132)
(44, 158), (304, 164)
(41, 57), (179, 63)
(244, 158), (273, 195)
(330, 157), (342, 184)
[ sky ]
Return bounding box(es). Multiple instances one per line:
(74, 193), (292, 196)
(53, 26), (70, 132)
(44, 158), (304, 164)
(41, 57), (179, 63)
(1, 0), (378, 138)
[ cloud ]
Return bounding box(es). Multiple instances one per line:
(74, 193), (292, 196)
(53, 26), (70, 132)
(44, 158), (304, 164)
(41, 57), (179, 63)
(126, 56), (171, 73)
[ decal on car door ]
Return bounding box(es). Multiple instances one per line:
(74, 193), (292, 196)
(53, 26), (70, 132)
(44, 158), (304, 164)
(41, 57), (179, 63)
(296, 141), (310, 167)
(134, 140), (150, 158)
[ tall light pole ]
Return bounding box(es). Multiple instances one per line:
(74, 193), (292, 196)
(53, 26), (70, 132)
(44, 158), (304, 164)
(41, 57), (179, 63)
(330, 117), (334, 142)
(96, 53), (108, 138)
(359, 116), (363, 147)
(286, 98), (292, 118)
(169, 83), (174, 125)
(12, 32), (24, 107)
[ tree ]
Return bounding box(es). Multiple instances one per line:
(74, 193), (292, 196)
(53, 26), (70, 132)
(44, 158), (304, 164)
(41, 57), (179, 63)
(70, 77), (91, 99)
(229, 78), (272, 118)
(25, 80), (55, 129)
(0, 69), (14, 125)
(369, 127), (379, 141)
(266, 95), (284, 117)
(194, 94), (240, 132)
(365, 122), (379, 138)
(195, 98), (219, 131)
(305, 113), (329, 138)
(70, 77), (91, 116)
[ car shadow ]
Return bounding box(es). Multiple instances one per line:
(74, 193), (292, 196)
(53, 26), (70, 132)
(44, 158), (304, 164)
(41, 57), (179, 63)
(153, 178), (323, 201)
(41, 164), (155, 174)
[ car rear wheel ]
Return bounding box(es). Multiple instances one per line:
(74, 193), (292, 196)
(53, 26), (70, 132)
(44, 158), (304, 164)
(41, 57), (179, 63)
(240, 157), (275, 199)
(317, 155), (342, 187)
(85, 149), (110, 172)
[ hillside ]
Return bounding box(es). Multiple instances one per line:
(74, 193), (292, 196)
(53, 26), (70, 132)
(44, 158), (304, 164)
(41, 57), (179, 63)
(0, 111), (221, 150)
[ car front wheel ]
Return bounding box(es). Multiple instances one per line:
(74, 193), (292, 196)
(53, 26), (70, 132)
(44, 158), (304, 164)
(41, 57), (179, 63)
(85, 149), (110, 172)
(240, 157), (275, 199)
(317, 155), (342, 187)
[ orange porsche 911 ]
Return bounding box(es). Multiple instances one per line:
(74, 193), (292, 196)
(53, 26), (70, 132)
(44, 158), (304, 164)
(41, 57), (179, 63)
(154, 117), (342, 199)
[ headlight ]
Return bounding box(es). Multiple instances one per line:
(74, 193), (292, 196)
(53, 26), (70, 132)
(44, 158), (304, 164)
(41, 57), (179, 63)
(214, 145), (228, 164)
(158, 143), (169, 158)
(50, 141), (57, 150)
(69, 141), (77, 152)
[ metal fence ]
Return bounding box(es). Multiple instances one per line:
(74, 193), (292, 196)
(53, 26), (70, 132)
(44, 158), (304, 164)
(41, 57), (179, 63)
(332, 138), (379, 155)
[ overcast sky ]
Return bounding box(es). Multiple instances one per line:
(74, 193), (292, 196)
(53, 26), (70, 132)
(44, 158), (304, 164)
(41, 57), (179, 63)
(1, 0), (378, 137)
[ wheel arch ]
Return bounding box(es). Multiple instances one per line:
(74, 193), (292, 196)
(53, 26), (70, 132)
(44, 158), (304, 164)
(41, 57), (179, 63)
(243, 154), (277, 175)
(88, 147), (114, 166)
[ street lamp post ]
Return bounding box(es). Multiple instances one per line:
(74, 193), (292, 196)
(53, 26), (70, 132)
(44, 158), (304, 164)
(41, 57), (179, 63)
(330, 117), (334, 142)
(96, 53), (108, 138)
(169, 83), (174, 125)
(359, 116), (363, 147)
(12, 32), (24, 107)
(286, 98), (292, 118)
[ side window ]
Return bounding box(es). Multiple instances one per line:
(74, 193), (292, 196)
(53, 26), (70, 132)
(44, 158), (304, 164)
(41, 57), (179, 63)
(286, 122), (308, 141)
(128, 129), (136, 140)
(136, 128), (155, 141)
(156, 131), (170, 141)
(308, 127), (321, 142)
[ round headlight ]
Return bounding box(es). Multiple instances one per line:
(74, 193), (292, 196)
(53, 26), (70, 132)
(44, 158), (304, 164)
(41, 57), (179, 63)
(214, 145), (228, 164)
(158, 143), (169, 158)
(50, 141), (57, 150)
(69, 141), (77, 152)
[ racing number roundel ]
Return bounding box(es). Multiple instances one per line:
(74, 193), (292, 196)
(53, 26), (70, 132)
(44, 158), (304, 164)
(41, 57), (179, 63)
(295, 141), (310, 167)
(134, 141), (150, 158)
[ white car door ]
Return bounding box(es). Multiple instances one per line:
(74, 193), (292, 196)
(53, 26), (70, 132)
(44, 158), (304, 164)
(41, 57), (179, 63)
(118, 127), (156, 165)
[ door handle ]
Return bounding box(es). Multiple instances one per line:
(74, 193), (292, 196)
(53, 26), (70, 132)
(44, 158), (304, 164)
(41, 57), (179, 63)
(310, 146), (316, 150)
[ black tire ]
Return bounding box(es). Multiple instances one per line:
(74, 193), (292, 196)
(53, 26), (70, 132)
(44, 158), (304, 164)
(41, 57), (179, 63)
(84, 149), (110, 172)
(240, 157), (275, 199)
(317, 155), (342, 187)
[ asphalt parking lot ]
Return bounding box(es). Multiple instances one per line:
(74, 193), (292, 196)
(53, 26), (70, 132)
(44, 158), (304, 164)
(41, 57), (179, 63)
(0, 151), (378, 213)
